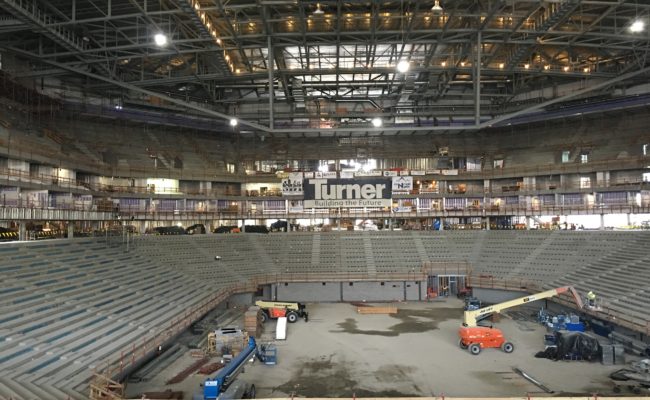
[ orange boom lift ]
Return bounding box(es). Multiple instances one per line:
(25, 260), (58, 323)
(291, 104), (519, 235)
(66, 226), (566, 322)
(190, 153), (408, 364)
(458, 286), (584, 355)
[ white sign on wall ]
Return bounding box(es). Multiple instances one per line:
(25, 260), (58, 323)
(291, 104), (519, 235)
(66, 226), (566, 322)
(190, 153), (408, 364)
(392, 176), (413, 192)
(383, 171), (398, 177)
(282, 178), (303, 195)
(340, 171), (354, 179)
(315, 171), (338, 179)
(355, 170), (382, 177)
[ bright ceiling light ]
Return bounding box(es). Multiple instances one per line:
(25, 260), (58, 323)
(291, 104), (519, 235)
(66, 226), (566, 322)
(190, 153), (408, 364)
(630, 20), (645, 33)
(230, 118), (238, 127)
(431, 0), (443, 13)
(313, 3), (324, 15)
(154, 33), (168, 46)
(396, 60), (410, 73)
(371, 117), (382, 128)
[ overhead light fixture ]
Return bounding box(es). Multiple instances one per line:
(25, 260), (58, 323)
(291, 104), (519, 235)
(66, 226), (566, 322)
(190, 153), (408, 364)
(543, 65), (550, 70)
(498, 63), (504, 69)
(630, 20), (645, 33)
(230, 118), (238, 127)
(154, 33), (168, 47)
(441, 61), (446, 67)
(371, 117), (382, 128)
(313, 3), (324, 15)
(563, 66), (570, 72)
(524, 63), (530, 69)
(396, 60), (410, 73)
(431, 0), (443, 13)
(583, 67), (590, 73)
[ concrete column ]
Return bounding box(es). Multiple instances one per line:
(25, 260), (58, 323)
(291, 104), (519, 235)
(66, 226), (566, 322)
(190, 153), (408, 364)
(241, 220), (246, 233)
(627, 213), (632, 226)
(18, 222), (27, 241)
(526, 216), (532, 230)
(484, 217), (490, 230)
(600, 214), (605, 230)
(67, 222), (74, 239)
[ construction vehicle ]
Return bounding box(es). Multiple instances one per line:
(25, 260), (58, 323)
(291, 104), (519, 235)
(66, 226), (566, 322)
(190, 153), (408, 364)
(200, 336), (257, 400)
(459, 286), (583, 355)
(254, 301), (308, 323)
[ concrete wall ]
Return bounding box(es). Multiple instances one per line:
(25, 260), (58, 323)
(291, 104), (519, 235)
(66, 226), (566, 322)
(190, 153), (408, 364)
(342, 281), (404, 302)
(273, 280), (426, 302)
(275, 282), (341, 302)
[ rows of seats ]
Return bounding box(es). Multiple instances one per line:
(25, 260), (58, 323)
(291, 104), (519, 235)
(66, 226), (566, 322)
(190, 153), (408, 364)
(3, 231), (649, 400)
(545, 232), (650, 323)
(0, 239), (212, 400)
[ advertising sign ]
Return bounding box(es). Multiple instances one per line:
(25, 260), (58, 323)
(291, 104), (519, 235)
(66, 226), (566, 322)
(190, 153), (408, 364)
(282, 177), (303, 195)
(392, 176), (413, 192)
(303, 178), (391, 208)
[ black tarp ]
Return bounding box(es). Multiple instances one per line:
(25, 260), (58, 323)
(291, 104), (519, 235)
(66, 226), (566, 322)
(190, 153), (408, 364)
(535, 331), (601, 361)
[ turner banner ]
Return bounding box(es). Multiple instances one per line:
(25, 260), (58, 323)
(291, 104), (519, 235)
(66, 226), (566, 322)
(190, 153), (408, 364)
(303, 178), (391, 208)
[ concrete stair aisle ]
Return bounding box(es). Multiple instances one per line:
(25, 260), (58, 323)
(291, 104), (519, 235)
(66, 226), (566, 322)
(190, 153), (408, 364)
(467, 230), (486, 267)
(362, 232), (377, 278)
(311, 233), (321, 269)
(505, 230), (559, 279)
(410, 231), (431, 265)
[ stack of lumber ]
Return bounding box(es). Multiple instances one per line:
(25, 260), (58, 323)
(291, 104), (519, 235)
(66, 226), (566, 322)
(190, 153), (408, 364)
(245, 306), (263, 338)
(357, 306), (398, 314)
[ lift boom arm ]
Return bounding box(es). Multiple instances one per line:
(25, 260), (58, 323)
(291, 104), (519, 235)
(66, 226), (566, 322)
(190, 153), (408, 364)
(255, 301), (301, 311)
(462, 286), (583, 328)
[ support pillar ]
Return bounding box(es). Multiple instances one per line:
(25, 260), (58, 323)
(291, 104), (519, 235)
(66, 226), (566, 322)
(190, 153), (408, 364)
(484, 217), (490, 230)
(67, 222), (74, 239)
(627, 213), (632, 227)
(241, 220), (246, 233)
(600, 214), (605, 230)
(18, 222), (27, 241)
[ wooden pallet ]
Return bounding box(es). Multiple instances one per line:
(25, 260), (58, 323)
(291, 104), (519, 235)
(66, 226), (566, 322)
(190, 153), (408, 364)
(357, 306), (398, 314)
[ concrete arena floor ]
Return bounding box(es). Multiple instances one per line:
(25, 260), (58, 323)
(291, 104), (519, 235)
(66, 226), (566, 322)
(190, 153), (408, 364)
(126, 300), (623, 399)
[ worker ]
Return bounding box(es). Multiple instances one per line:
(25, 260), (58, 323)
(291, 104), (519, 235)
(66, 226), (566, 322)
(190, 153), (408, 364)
(587, 291), (596, 307)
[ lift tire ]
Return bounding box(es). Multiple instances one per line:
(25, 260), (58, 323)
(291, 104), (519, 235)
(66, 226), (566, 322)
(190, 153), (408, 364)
(459, 340), (468, 349)
(260, 312), (268, 323)
(502, 342), (514, 353)
(287, 311), (299, 323)
(468, 344), (481, 355)
(632, 387), (641, 395)
(612, 386), (621, 394)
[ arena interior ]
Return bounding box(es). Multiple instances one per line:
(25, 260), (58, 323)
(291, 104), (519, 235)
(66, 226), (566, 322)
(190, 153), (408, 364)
(1, 0), (650, 399)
